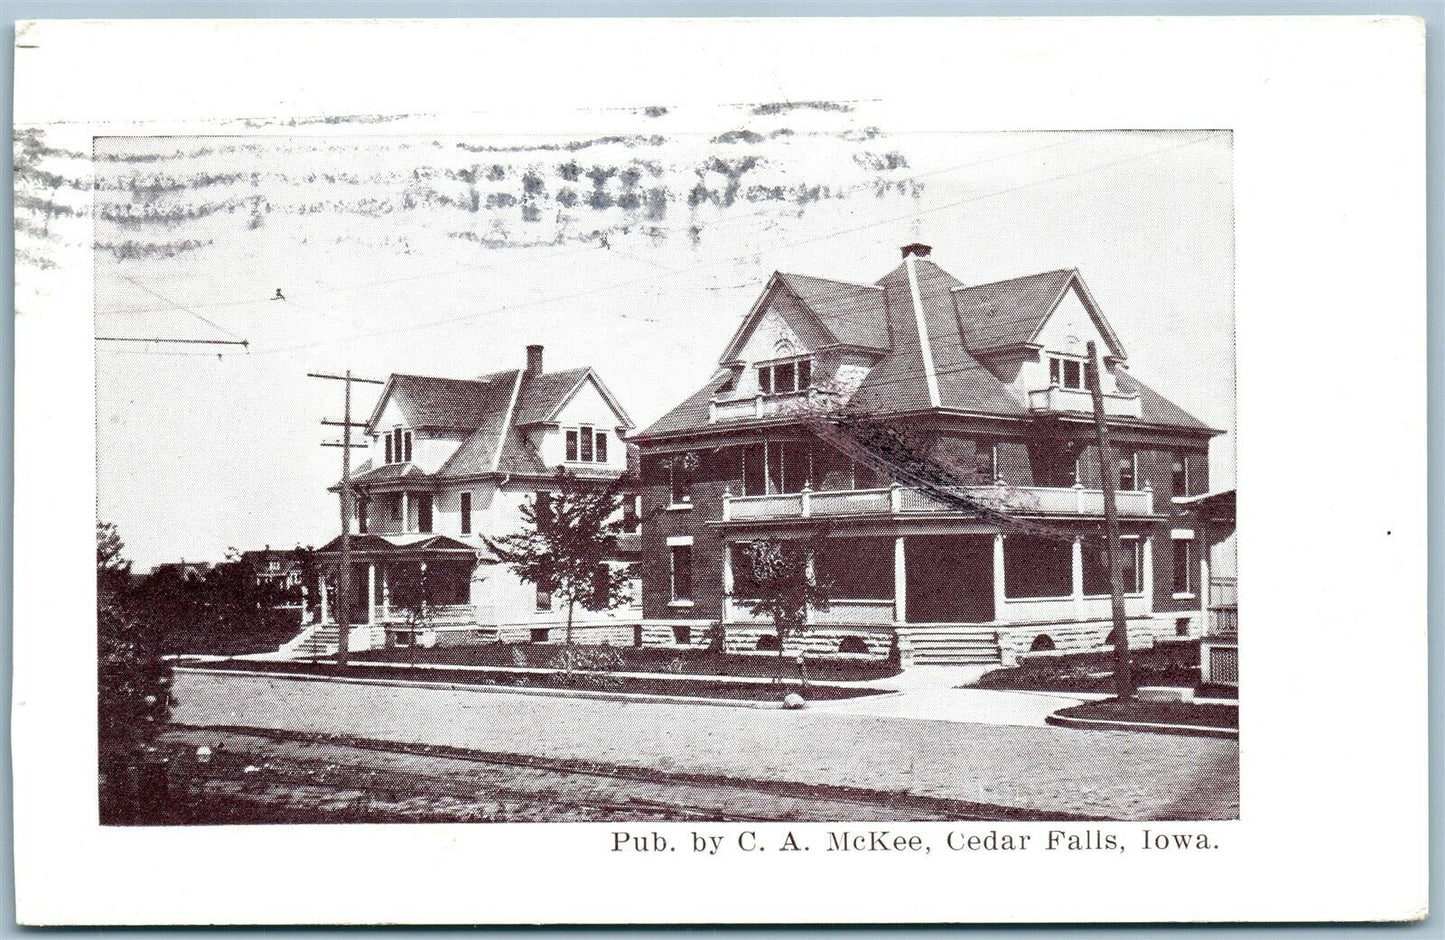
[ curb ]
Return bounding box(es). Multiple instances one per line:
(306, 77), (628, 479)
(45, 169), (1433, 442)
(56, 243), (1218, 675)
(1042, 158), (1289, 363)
(1044, 712), (1238, 740)
(175, 665), (809, 710)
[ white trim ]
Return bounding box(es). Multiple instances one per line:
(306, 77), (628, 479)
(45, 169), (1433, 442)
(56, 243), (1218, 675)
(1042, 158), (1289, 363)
(904, 255), (942, 407)
(666, 535), (695, 547)
(664, 503), (694, 512)
(491, 369), (525, 473)
(1171, 528), (1196, 540)
(666, 599), (695, 609)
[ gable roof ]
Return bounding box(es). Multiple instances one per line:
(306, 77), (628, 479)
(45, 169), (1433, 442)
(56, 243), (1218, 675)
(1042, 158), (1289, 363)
(953, 268), (1126, 359)
(718, 272), (889, 364)
(366, 372), (513, 432)
(637, 255), (1207, 441)
(351, 360), (632, 484)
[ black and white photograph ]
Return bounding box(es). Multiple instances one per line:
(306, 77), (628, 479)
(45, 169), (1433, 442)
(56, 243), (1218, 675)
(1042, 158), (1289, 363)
(11, 15), (1426, 925)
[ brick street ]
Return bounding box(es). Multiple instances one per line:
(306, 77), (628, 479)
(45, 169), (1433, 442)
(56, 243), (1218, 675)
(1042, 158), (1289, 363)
(173, 670), (1238, 820)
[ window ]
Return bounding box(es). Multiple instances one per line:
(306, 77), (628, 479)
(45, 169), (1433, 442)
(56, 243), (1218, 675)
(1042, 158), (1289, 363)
(1173, 539), (1195, 595)
(385, 427), (413, 465)
(755, 634), (780, 651)
(669, 545), (693, 601)
(627, 563), (643, 608)
(672, 624), (691, 645)
(622, 494), (641, 533)
(668, 461), (693, 505)
(1004, 535), (1073, 599)
(267, 560), (281, 572)
(740, 440), (814, 496)
(460, 491), (472, 535)
(531, 627), (551, 642)
(1118, 451), (1138, 491)
(417, 494), (433, 533)
(357, 495), (369, 534)
(1049, 356), (1085, 390)
(391, 496), (402, 521)
(1173, 454), (1189, 496)
(1082, 537), (1143, 596)
(564, 426), (609, 463)
(536, 585), (553, 612)
(757, 356), (813, 395)
(838, 636), (870, 655)
(534, 491), (553, 524)
(975, 440), (999, 482)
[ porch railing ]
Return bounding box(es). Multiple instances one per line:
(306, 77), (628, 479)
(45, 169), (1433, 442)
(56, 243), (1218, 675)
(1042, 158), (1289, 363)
(722, 481), (1155, 522)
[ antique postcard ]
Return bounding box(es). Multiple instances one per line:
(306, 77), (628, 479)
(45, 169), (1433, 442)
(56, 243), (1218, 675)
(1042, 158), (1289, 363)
(11, 15), (1426, 925)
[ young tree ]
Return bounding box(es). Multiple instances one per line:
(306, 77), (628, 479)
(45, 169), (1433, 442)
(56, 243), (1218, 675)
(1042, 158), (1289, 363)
(487, 468), (633, 657)
(731, 534), (834, 683)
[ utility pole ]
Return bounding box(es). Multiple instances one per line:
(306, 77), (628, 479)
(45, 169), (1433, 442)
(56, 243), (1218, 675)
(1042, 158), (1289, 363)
(1086, 341), (1134, 699)
(309, 370), (384, 669)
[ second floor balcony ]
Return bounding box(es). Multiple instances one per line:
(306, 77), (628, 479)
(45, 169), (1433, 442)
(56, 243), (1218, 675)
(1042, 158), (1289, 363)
(1028, 385), (1142, 419)
(720, 480), (1156, 523)
(710, 388), (836, 423)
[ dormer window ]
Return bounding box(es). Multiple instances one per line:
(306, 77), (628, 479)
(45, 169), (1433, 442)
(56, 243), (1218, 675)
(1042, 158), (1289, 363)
(1048, 355), (1085, 391)
(565, 425), (609, 463)
(758, 356), (812, 395)
(384, 427), (413, 465)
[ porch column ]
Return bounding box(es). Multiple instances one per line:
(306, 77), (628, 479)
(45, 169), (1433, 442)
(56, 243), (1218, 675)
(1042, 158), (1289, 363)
(992, 534), (1006, 621)
(318, 574), (330, 624)
(381, 565), (391, 621)
(1071, 536), (1085, 620)
(721, 541), (734, 622)
(367, 563), (377, 625)
(893, 536), (907, 624)
(1141, 537), (1154, 613)
(400, 492), (410, 533)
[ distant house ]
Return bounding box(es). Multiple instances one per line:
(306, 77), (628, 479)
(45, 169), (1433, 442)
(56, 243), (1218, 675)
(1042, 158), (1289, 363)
(630, 243), (1227, 665)
(307, 345), (640, 653)
(238, 547), (305, 592)
(1181, 488), (1237, 686)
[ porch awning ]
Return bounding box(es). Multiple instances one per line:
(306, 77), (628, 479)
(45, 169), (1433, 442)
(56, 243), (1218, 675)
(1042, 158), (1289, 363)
(315, 533), (493, 563)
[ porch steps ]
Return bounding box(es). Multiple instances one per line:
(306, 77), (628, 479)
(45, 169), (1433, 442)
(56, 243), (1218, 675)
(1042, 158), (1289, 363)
(279, 624), (340, 660)
(900, 626), (1002, 665)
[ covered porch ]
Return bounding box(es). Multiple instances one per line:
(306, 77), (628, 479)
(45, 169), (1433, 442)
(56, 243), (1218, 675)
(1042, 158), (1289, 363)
(721, 523), (1155, 629)
(315, 533), (491, 629)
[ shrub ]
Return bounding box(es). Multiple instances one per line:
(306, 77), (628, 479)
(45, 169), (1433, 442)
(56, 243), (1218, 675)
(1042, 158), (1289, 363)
(509, 645), (528, 667)
(546, 644), (625, 675)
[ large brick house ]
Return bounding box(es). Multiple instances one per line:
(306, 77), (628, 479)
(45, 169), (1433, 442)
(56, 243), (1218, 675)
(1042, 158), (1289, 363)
(301, 345), (642, 656)
(630, 244), (1224, 665)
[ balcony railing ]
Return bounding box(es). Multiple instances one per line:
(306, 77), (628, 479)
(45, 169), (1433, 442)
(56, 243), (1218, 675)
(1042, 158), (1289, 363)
(1207, 606), (1238, 640)
(1028, 385), (1142, 419)
(721, 481), (1155, 522)
(709, 389), (839, 423)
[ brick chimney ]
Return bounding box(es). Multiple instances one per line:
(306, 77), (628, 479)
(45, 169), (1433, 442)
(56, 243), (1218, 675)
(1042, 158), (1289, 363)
(900, 243), (932, 259)
(526, 344), (544, 375)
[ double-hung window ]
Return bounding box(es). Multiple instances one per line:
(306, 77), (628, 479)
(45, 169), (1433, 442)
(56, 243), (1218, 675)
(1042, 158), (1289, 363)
(1117, 451), (1138, 491)
(1173, 538), (1195, 595)
(1172, 454), (1190, 496)
(669, 544), (693, 602)
(565, 426), (610, 463)
(384, 427), (413, 465)
(757, 357), (812, 395)
(460, 491), (472, 535)
(1048, 355), (1085, 390)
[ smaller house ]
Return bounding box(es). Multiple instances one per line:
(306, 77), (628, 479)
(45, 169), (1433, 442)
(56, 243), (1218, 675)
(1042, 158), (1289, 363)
(148, 559), (214, 584)
(303, 345), (642, 655)
(1179, 489), (1237, 686)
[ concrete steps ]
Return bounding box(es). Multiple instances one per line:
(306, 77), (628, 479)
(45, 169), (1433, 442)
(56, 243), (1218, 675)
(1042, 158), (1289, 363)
(901, 626), (1002, 665)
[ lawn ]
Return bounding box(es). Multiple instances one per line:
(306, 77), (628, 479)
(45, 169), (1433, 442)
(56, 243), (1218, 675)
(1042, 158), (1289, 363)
(161, 623), (300, 657)
(352, 642), (902, 682)
(1054, 698), (1238, 730)
(191, 658), (892, 702)
(970, 641), (1201, 694)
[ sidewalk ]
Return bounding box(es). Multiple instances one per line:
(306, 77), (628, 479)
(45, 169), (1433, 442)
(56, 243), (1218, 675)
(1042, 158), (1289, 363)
(810, 665), (1092, 727)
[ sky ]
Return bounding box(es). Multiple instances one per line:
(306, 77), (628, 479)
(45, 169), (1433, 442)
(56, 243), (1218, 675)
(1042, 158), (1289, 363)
(85, 109), (1234, 570)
